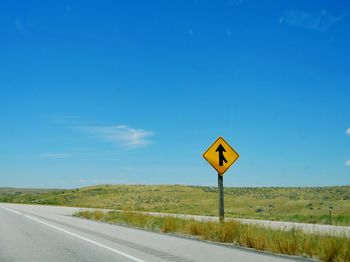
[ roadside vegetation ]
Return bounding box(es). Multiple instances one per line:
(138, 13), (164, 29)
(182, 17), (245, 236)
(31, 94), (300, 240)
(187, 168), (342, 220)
(75, 210), (350, 262)
(1, 185), (350, 225)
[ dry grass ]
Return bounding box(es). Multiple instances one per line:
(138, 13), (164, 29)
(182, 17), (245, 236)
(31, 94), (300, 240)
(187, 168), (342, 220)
(2, 185), (350, 225)
(75, 210), (350, 262)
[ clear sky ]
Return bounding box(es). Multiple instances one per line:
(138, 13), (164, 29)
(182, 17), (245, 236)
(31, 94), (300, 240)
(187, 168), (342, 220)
(1, 1), (350, 188)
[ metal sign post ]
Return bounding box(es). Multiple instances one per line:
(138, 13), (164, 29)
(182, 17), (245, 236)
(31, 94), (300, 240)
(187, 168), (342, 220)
(218, 173), (224, 222)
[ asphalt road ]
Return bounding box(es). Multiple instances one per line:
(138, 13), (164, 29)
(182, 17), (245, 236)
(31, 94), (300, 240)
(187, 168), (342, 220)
(0, 203), (306, 262)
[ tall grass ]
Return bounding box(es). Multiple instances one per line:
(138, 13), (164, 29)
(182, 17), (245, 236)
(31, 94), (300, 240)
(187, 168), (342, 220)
(75, 210), (350, 262)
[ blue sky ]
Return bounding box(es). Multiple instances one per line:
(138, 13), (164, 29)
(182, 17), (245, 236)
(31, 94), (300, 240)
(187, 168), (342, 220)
(1, 0), (350, 188)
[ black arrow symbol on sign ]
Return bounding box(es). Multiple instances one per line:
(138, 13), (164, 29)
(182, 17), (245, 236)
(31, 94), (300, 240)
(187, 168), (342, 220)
(216, 144), (228, 166)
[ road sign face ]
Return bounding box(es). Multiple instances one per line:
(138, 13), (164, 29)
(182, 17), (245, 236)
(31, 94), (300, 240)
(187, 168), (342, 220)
(203, 137), (239, 175)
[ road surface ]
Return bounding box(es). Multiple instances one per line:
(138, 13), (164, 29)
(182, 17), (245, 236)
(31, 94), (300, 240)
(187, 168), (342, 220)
(0, 203), (307, 262)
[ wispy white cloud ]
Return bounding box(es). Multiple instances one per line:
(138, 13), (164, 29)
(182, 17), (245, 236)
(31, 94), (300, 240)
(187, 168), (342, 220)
(81, 124), (154, 148)
(14, 17), (32, 36)
(345, 160), (350, 167)
(39, 153), (75, 159)
(346, 128), (350, 135)
(47, 115), (155, 150)
(228, 0), (244, 7)
(39, 150), (123, 160)
(48, 114), (92, 126)
(279, 10), (348, 31)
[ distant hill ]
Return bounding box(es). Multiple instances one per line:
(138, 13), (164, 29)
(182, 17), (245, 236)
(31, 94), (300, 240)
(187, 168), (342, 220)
(1, 185), (350, 225)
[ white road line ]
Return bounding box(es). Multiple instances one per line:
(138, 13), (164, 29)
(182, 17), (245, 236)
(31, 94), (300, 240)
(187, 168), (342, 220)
(0, 205), (146, 262)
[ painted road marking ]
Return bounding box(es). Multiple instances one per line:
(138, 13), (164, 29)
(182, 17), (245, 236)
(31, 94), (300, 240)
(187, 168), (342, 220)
(0, 206), (146, 262)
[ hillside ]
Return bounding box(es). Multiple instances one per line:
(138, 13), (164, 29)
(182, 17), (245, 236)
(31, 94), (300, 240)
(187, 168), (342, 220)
(1, 185), (350, 225)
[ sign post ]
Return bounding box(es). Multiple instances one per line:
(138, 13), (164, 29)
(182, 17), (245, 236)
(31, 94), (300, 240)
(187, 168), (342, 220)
(329, 203), (333, 225)
(218, 173), (224, 221)
(203, 137), (239, 222)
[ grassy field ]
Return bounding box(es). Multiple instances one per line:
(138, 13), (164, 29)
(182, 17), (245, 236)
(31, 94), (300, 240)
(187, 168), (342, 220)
(1, 184), (350, 225)
(75, 210), (350, 262)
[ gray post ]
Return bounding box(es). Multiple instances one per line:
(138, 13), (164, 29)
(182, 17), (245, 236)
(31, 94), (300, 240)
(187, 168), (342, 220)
(218, 173), (224, 222)
(329, 203), (333, 225)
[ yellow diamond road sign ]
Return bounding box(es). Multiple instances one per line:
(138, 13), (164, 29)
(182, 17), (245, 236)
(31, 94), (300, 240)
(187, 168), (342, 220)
(203, 137), (239, 175)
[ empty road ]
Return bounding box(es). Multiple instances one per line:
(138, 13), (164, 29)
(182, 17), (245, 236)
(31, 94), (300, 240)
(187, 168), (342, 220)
(0, 203), (308, 262)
